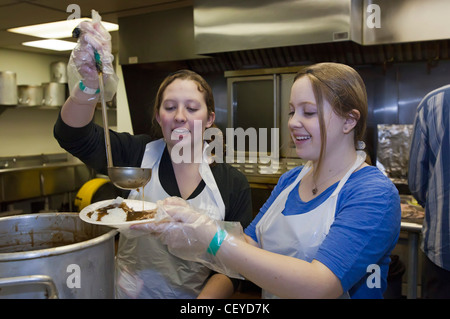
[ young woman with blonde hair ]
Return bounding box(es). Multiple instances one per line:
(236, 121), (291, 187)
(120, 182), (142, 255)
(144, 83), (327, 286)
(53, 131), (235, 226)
(137, 62), (401, 299)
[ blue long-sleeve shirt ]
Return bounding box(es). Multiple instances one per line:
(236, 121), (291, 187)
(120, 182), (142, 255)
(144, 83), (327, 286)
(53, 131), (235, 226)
(408, 84), (450, 270)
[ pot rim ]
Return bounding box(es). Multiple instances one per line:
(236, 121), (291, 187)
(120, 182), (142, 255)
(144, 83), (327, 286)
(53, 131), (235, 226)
(0, 213), (117, 261)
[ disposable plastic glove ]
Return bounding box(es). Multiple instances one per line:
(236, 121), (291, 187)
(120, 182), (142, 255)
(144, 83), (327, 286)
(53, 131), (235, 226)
(132, 197), (244, 279)
(132, 197), (217, 254)
(67, 9), (118, 101)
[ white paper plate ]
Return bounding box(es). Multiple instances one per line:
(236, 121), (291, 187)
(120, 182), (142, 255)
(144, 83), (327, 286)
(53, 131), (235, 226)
(79, 199), (157, 228)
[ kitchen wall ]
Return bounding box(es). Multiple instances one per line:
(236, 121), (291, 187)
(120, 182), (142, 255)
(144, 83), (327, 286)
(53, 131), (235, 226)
(0, 48), (67, 156)
(0, 48), (61, 85)
(115, 56), (133, 134)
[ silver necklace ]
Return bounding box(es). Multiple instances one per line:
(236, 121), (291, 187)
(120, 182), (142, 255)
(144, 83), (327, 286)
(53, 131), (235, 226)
(311, 161), (353, 195)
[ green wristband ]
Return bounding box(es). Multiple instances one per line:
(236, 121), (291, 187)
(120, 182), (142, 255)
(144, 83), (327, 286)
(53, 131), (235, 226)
(207, 229), (227, 256)
(79, 80), (100, 94)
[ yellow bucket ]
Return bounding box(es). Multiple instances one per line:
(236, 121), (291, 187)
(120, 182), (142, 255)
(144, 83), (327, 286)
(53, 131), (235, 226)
(74, 178), (110, 211)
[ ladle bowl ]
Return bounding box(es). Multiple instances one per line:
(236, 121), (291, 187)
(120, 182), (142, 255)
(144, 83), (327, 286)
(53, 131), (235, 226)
(108, 167), (152, 190)
(97, 69), (151, 191)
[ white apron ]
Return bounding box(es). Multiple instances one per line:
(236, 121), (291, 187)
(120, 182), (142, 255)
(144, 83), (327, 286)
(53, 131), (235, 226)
(255, 151), (366, 299)
(115, 138), (226, 298)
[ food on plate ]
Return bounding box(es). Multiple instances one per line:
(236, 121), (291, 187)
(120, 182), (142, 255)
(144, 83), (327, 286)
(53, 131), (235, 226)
(126, 209), (157, 221)
(86, 197), (157, 223)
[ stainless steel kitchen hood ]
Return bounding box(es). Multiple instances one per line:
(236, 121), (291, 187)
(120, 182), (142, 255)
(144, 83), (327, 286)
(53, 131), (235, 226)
(193, 0), (450, 54)
(117, 1), (450, 65)
(361, 0), (450, 45)
(194, 0), (355, 54)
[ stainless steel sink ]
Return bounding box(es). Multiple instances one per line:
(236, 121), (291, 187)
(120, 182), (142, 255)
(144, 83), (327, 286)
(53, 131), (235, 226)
(0, 153), (92, 203)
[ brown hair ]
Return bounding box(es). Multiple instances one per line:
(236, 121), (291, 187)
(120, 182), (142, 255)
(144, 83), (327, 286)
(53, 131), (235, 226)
(293, 62), (368, 173)
(150, 69), (215, 139)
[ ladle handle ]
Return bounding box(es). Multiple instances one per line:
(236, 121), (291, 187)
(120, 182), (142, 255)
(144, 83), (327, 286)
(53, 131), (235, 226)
(98, 72), (114, 168)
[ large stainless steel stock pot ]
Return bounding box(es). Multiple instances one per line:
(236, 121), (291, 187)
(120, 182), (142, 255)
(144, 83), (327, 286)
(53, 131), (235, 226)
(0, 213), (116, 298)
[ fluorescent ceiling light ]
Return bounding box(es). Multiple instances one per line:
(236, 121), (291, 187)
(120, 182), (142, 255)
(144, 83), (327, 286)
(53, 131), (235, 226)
(22, 39), (78, 51)
(8, 18), (118, 39)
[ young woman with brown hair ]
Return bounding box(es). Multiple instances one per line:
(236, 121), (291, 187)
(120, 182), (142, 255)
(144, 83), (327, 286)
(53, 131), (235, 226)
(54, 18), (252, 298)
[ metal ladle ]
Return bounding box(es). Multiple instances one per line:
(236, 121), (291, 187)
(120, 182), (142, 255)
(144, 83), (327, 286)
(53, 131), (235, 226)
(97, 67), (151, 190)
(71, 25), (151, 190)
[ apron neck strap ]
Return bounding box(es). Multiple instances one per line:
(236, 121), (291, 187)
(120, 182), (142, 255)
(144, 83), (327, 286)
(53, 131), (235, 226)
(330, 151), (367, 197)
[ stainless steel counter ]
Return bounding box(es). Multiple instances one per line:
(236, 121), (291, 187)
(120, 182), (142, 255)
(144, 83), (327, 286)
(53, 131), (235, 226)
(0, 154), (92, 203)
(401, 221), (423, 299)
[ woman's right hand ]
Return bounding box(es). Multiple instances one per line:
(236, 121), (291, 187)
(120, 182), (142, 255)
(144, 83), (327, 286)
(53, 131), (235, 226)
(73, 10), (114, 76)
(72, 21), (113, 85)
(67, 10), (118, 102)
